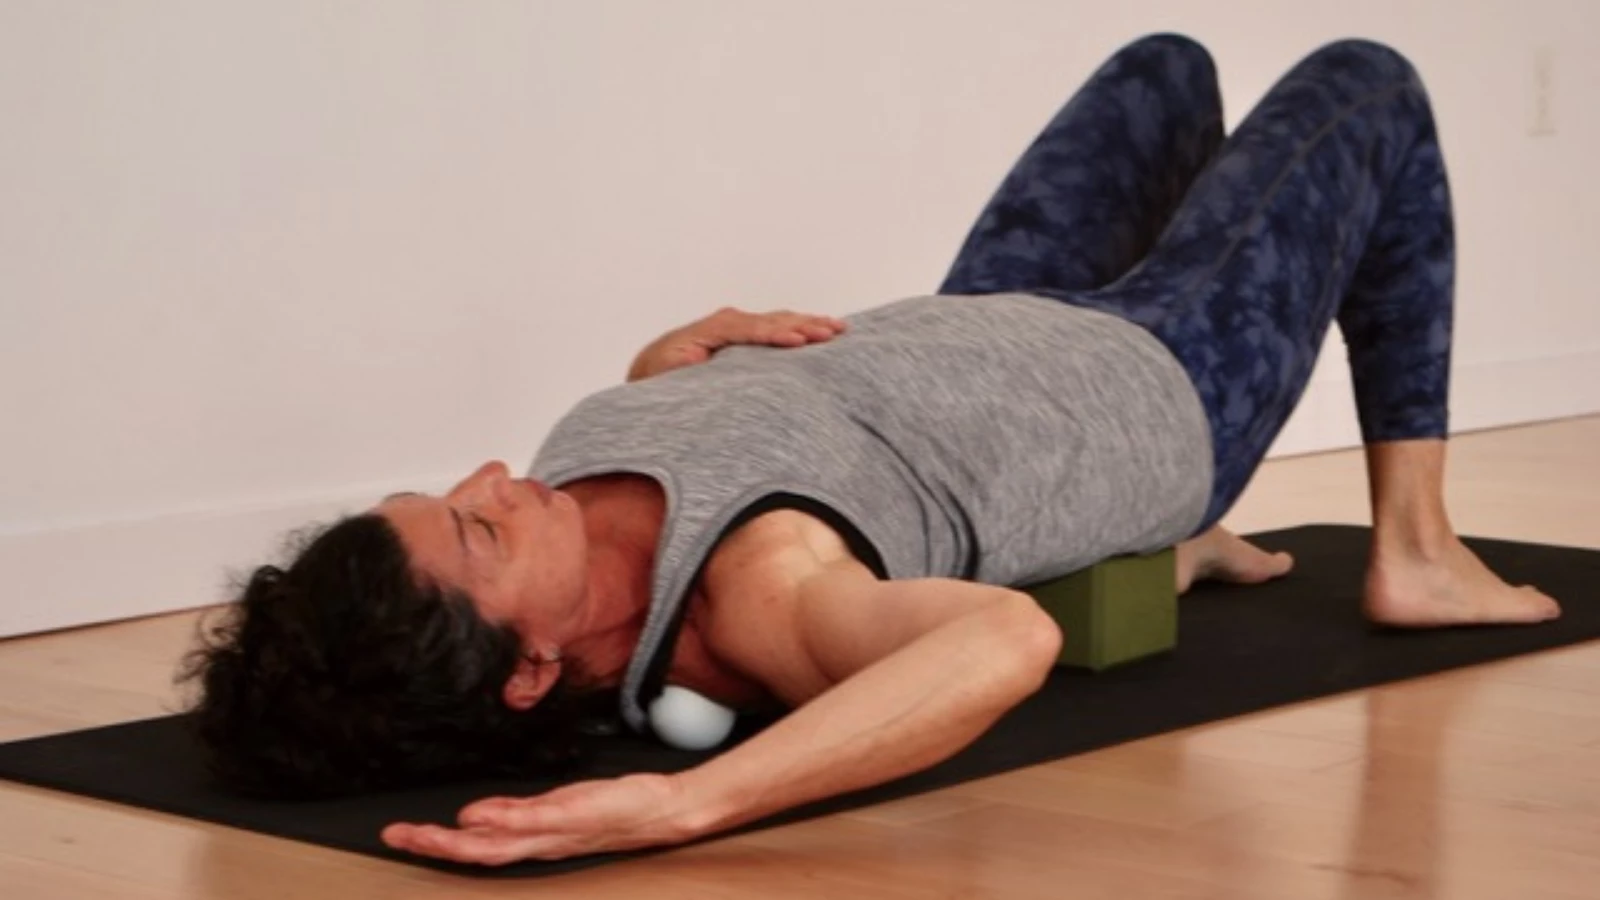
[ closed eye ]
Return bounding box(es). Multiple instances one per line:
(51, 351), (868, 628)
(472, 514), (498, 543)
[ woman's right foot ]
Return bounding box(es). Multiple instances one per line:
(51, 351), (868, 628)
(1176, 525), (1295, 594)
(1363, 537), (1561, 627)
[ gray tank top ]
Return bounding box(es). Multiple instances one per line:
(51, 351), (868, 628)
(530, 293), (1212, 732)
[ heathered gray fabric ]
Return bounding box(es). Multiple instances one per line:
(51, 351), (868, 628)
(530, 293), (1213, 732)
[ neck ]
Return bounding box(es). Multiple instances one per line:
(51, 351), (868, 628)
(558, 477), (664, 688)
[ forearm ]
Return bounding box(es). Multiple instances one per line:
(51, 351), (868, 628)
(669, 595), (1058, 837)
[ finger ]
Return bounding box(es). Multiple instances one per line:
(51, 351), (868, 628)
(766, 311), (841, 328)
(685, 328), (732, 352)
(383, 822), (562, 865)
(762, 329), (809, 347)
(670, 343), (714, 365)
(796, 313), (846, 328)
(720, 312), (843, 346)
(796, 322), (842, 341)
(459, 799), (565, 831)
(385, 822), (561, 866)
(740, 323), (802, 345)
(457, 796), (517, 826)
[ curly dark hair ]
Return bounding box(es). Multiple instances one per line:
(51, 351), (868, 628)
(180, 513), (593, 798)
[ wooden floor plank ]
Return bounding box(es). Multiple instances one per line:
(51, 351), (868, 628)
(2, 415), (1598, 898)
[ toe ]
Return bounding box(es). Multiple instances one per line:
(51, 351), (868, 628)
(1508, 588), (1561, 622)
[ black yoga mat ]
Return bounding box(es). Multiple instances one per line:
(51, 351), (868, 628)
(2, 525), (1597, 878)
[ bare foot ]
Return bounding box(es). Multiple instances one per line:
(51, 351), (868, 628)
(1364, 538), (1561, 627)
(1176, 526), (1295, 594)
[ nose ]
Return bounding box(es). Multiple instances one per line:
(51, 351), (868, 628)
(475, 460), (512, 483)
(450, 460), (513, 502)
(480, 462), (527, 510)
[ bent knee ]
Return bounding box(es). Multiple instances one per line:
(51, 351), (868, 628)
(1302, 38), (1421, 86)
(1121, 33), (1219, 82)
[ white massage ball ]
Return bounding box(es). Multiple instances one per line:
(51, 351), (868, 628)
(648, 685), (737, 751)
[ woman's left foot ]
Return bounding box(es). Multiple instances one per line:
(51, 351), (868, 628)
(1176, 526), (1296, 594)
(1363, 537), (1561, 627)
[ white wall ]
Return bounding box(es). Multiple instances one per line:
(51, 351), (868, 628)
(3, 1), (1597, 636)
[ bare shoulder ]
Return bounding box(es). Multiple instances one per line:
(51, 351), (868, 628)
(705, 508), (859, 591)
(696, 509), (1051, 706)
(695, 509), (872, 704)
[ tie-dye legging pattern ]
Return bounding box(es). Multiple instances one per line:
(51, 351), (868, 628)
(940, 35), (1454, 532)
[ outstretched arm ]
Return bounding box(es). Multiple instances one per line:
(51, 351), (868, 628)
(673, 568), (1062, 837)
(626, 307), (848, 381)
(380, 560), (1061, 864)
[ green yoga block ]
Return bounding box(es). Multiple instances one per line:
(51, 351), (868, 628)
(1024, 548), (1178, 671)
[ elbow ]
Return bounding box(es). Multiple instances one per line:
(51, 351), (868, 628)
(986, 591), (1062, 694)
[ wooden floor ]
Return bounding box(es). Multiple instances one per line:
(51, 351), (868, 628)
(2, 416), (1598, 899)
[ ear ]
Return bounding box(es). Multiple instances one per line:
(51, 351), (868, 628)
(502, 654), (562, 711)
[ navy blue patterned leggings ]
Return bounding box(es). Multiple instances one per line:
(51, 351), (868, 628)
(941, 35), (1454, 531)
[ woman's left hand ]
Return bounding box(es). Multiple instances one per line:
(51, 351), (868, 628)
(628, 307), (848, 381)
(380, 773), (701, 865)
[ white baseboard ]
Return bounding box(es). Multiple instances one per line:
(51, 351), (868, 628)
(5, 351), (1597, 638)
(1, 498), (356, 638)
(0, 474), (453, 639)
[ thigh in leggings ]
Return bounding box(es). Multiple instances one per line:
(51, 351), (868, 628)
(940, 33), (1225, 295)
(948, 38), (1455, 533)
